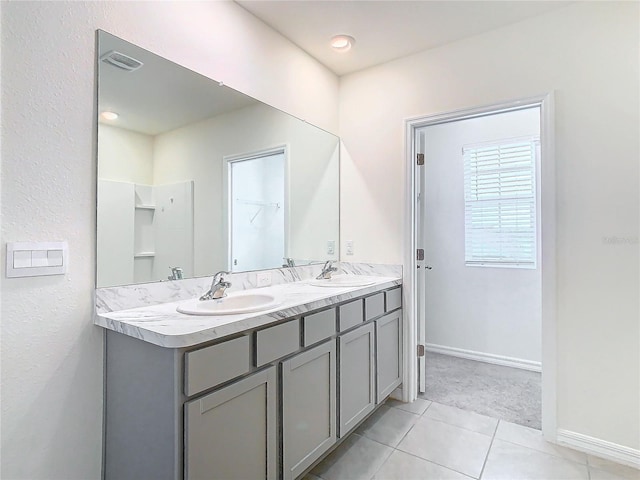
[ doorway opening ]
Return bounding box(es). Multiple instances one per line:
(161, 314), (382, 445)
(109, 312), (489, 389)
(226, 147), (287, 272)
(404, 95), (556, 439)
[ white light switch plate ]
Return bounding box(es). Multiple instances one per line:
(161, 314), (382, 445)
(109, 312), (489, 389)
(6, 241), (68, 278)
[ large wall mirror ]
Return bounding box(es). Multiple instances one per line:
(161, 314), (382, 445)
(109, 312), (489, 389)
(96, 31), (340, 288)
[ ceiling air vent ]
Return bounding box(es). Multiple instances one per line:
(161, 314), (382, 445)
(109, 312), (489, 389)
(100, 51), (143, 72)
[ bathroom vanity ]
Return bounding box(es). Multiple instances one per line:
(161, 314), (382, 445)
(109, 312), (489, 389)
(96, 273), (402, 480)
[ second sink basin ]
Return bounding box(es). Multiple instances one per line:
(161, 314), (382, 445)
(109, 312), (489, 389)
(177, 293), (280, 316)
(308, 275), (377, 288)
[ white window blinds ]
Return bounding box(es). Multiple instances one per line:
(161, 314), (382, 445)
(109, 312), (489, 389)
(463, 136), (539, 268)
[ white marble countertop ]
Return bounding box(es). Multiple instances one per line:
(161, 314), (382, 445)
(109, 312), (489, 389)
(95, 275), (401, 348)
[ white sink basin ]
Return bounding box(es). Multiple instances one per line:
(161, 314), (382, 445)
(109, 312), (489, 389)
(308, 275), (377, 288)
(177, 293), (280, 316)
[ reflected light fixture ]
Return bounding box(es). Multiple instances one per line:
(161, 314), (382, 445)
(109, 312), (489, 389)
(100, 111), (119, 121)
(330, 35), (355, 52)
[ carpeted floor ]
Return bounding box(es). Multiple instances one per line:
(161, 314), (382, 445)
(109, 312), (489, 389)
(418, 351), (542, 430)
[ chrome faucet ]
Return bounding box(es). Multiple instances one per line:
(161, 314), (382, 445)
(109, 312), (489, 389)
(316, 261), (338, 280)
(283, 257), (295, 268)
(168, 266), (183, 281)
(199, 271), (232, 301)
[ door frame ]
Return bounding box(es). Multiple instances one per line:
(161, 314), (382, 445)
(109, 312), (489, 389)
(403, 93), (557, 440)
(223, 145), (289, 271)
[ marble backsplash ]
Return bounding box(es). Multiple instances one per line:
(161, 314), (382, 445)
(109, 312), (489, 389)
(95, 262), (402, 314)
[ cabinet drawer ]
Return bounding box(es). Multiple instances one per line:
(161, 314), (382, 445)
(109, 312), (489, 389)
(184, 335), (251, 397)
(339, 300), (363, 331)
(365, 293), (385, 320)
(385, 287), (402, 312)
(303, 309), (336, 346)
(256, 319), (300, 366)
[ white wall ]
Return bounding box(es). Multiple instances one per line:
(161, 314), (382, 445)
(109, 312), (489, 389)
(339, 2), (639, 450)
(97, 124), (154, 184)
(153, 102), (339, 276)
(424, 108), (541, 364)
(0, 2), (338, 479)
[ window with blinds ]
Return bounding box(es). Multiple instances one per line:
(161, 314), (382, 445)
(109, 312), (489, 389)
(463, 136), (539, 268)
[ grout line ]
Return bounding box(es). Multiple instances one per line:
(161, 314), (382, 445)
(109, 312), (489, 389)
(419, 415), (495, 437)
(393, 448), (477, 479)
(421, 399), (434, 416)
(494, 437), (589, 466)
(478, 419), (501, 479)
(366, 442), (395, 480)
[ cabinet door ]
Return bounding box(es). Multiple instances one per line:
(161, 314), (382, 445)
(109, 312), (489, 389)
(376, 310), (403, 402)
(184, 367), (277, 480)
(338, 323), (375, 437)
(282, 341), (336, 480)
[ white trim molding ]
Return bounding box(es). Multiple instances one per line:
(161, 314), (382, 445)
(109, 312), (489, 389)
(425, 343), (542, 372)
(557, 429), (640, 470)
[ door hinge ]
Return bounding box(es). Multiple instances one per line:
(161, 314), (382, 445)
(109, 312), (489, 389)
(417, 153), (425, 165)
(416, 249), (424, 261)
(417, 344), (425, 357)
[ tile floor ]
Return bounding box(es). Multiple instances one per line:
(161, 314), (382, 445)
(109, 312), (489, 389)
(305, 399), (640, 480)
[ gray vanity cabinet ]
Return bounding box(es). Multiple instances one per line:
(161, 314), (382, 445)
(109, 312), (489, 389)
(376, 310), (403, 402)
(184, 366), (277, 480)
(282, 340), (336, 480)
(104, 285), (402, 480)
(338, 322), (376, 437)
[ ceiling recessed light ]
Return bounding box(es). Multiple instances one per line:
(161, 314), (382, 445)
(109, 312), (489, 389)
(100, 111), (119, 121)
(330, 35), (355, 52)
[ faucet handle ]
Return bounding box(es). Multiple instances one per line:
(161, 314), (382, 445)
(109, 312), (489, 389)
(212, 270), (230, 283)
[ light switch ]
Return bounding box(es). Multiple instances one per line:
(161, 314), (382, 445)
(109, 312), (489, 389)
(32, 250), (48, 267)
(13, 251), (32, 268)
(6, 241), (68, 278)
(48, 250), (64, 267)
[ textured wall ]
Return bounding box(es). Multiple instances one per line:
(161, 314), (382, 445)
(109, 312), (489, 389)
(339, 1), (639, 449)
(0, 2), (338, 479)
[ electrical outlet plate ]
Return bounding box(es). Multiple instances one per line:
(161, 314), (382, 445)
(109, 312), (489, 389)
(327, 240), (335, 255)
(346, 240), (354, 256)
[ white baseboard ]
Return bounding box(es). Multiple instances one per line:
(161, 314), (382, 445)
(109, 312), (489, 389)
(557, 429), (640, 470)
(425, 343), (542, 372)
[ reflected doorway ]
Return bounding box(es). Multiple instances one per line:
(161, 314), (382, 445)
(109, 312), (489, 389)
(227, 148), (287, 272)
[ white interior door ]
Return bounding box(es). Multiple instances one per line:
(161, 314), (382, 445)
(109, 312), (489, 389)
(415, 128), (427, 393)
(229, 151), (285, 272)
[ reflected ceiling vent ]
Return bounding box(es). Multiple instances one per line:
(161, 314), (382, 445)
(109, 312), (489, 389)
(100, 51), (143, 72)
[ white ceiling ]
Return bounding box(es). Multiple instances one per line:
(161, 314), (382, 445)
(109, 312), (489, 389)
(99, 32), (257, 135)
(236, 1), (570, 76)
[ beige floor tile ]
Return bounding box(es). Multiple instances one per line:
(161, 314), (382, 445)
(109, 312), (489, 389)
(397, 416), (492, 478)
(588, 456), (640, 480)
(355, 405), (420, 448)
(373, 450), (472, 480)
(424, 402), (498, 436)
(386, 397), (431, 416)
(311, 434), (393, 480)
(482, 439), (588, 480)
(590, 467), (639, 480)
(301, 474), (322, 480)
(495, 420), (587, 464)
